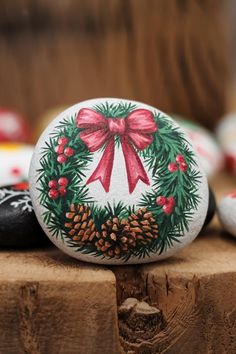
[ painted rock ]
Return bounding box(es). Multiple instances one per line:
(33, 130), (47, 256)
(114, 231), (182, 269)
(216, 113), (236, 174)
(0, 143), (34, 187)
(0, 183), (50, 247)
(29, 98), (209, 265)
(218, 191), (236, 237)
(0, 108), (30, 143)
(176, 117), (223, 177)
(34, 105), (67, 142)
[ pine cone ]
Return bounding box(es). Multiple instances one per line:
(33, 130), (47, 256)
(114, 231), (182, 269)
(128, 207), (158, 246)
(64, 204), (96, 245)
(95, 217), (136, 258)
(95, 208), (158, 258)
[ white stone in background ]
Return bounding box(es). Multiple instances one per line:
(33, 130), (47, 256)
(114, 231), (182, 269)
(176, 118), (223, 178)
(0, 108), (29, 143)
(218, 192), (236, 238)
(216, 112), (236, 174)
(0, 143), (34, 186)
(29, 98), (209, 265)
(218, 190), (236, 237)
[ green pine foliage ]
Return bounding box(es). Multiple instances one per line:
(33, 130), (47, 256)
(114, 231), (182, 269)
(94, 101), (137, 117)
(36, 102), (202, 261)
(37, 112), (94, 239)
(138, 113), (202, 255)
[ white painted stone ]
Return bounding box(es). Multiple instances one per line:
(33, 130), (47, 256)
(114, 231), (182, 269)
(29, 98), (209, 265)
(216, 112), (236, 174)
(176, 117), (223, 177)
(0, 143), (34, 187)
(0, 108), (29, 142)
(218, 192), (236, 238)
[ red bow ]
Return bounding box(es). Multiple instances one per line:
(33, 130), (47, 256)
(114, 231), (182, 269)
(76, 108), (157, 193)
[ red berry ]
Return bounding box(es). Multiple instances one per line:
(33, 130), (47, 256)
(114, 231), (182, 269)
(156, 196), (166, 206)
(55, 145), (64, 154)
(225, 154), (236, 173)
(168, 162), (178, 173)
(227, 190), (236, 198)
(58, 186), (67, 196)
(48, 180), (58, 189)
(11, 167), (22, 176)
(163, 204), (173, 215)
(179, 162), (188, 172)
(48, 189), (59, 200)
(13, 182), (29, 190)
(58, 137), (68, 146)
(176, 154), (185, 164)
(57, 154), (67, 164)
(166, 196), (176, 206)
(64, 147), (74, 157)
(58, 177), (69, 187)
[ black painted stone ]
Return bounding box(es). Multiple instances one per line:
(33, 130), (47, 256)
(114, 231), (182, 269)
(0, 183), (51, 248)
(203, 187), (216, 228)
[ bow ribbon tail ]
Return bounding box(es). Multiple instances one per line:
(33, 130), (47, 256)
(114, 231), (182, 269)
(121, 137), (150, 194)
(86, 139), (115, 193)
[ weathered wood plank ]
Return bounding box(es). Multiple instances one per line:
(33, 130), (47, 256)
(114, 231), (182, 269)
(114, 231), (236, 354)
(0, 249), (121, 354)
(114, 172), (236, 353)
(0, 177), (235, 354)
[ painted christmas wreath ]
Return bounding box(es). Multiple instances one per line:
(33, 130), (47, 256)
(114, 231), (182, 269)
(36, 101), (202, 261)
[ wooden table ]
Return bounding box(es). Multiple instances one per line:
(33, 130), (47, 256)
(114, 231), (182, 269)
(0, 173), (236, 354)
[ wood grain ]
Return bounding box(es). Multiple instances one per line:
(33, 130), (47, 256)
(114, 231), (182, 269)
(114, 232), (236, 354)
(114, 172), (236, 353)
(0, 250), (121, 354)
(0, 172), (235, 353)
(0, 0), (232, 136)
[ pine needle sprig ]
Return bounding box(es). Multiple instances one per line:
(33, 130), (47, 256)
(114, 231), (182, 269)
(137, 112), (202, 256)
(36, 111), (94, 239)
(94, 102), (137, 118)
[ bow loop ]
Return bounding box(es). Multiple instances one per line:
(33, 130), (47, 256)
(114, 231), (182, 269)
(76, 108), (107, 129)
(127, 109), (157, 133)
(80, 129), (110, 152)
(76, 107), (157, 193)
